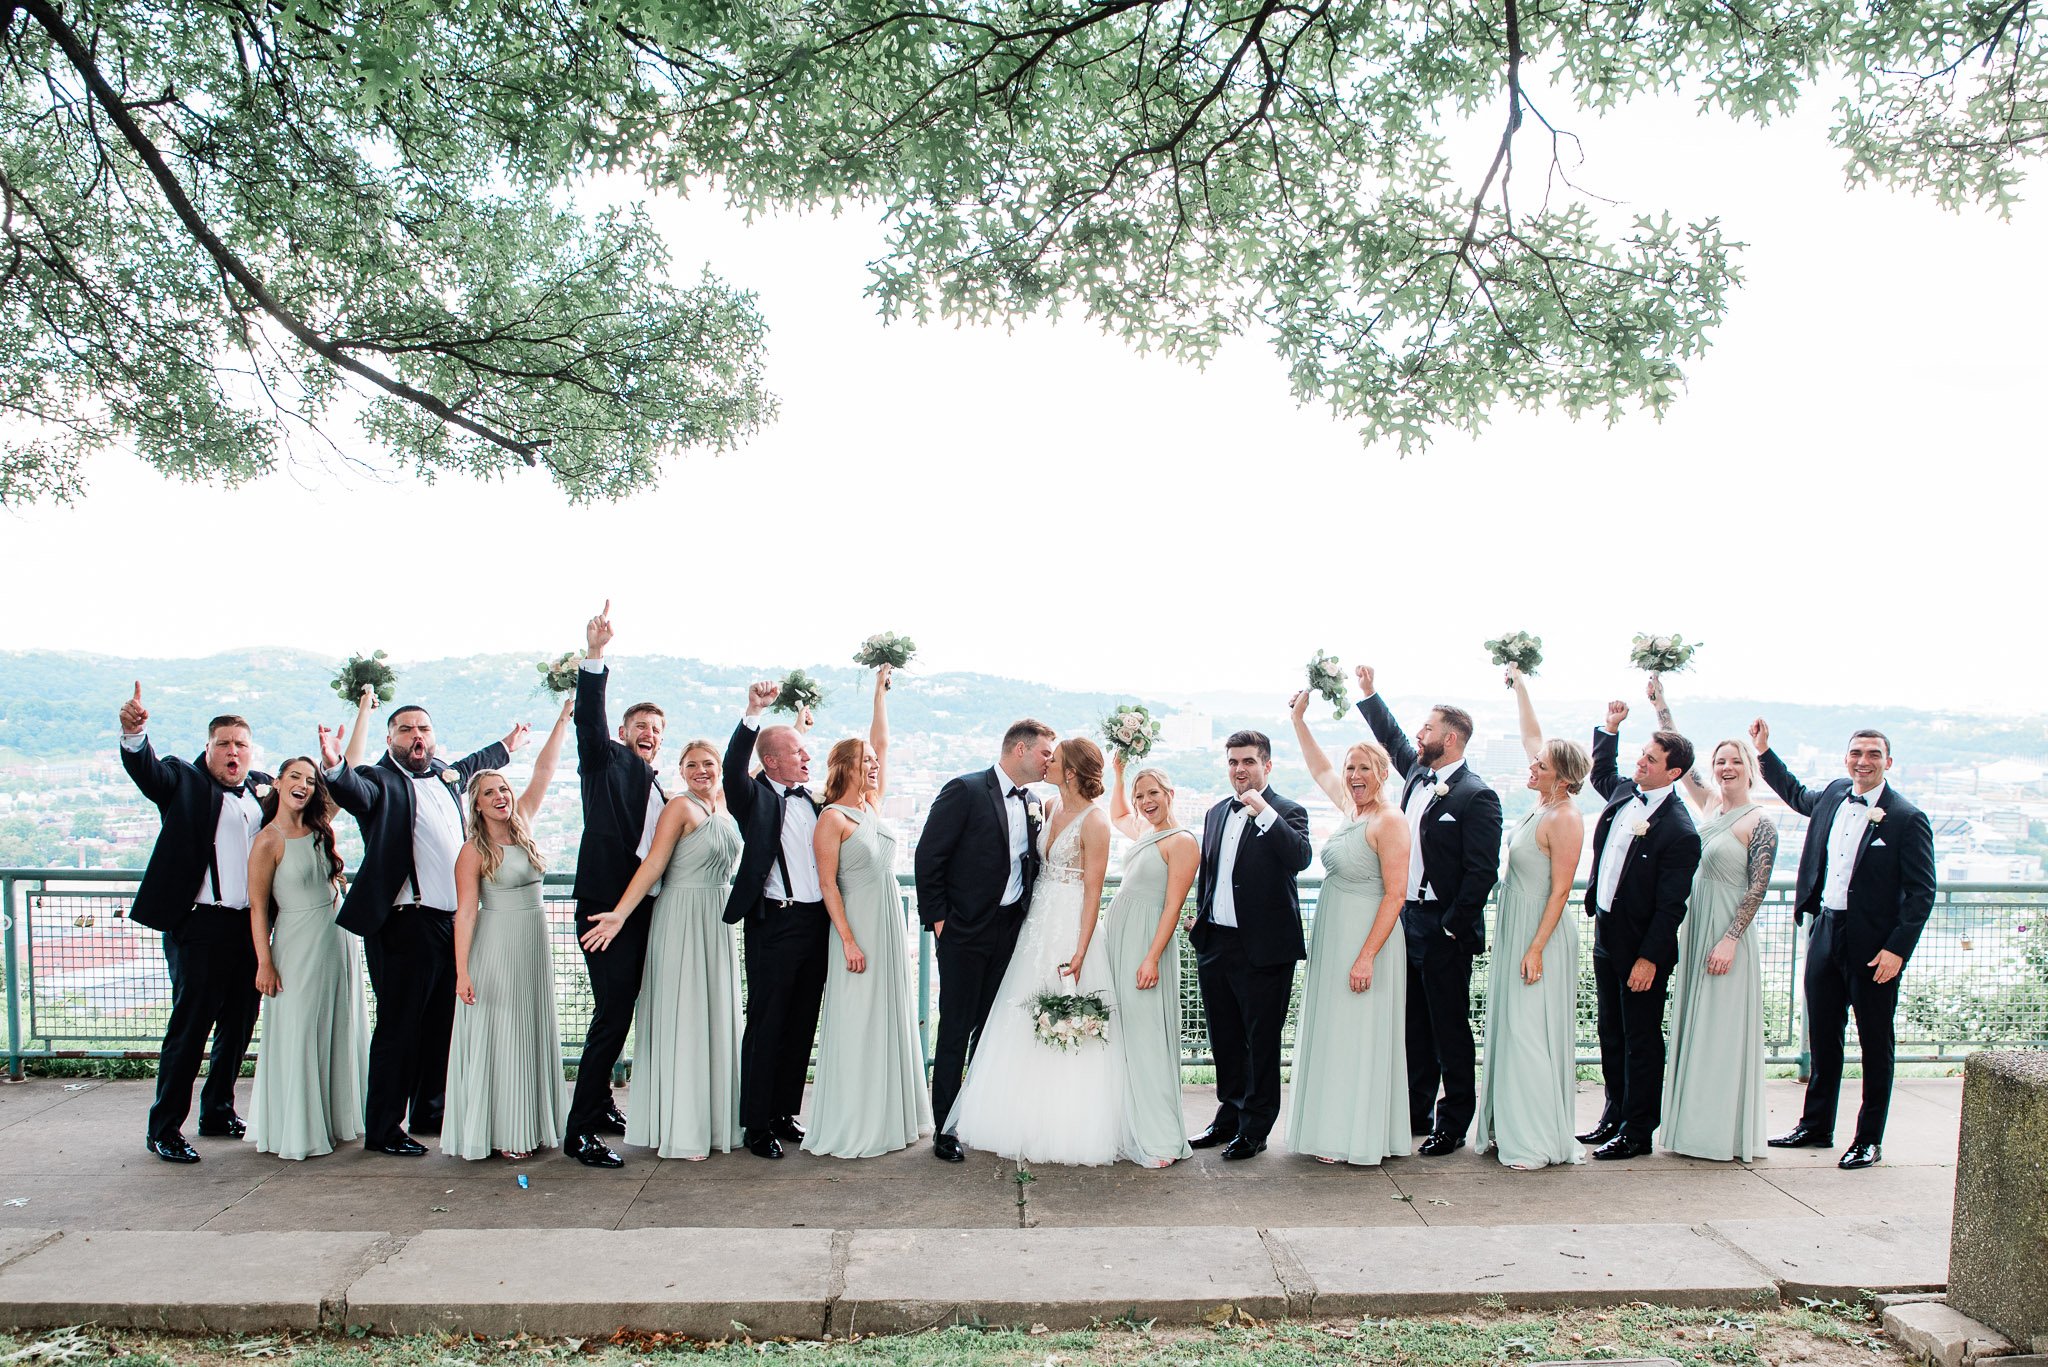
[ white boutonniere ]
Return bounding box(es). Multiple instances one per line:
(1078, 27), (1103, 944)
(440, 769), (460, 786)
(1432, 780), (1451, 799)
(1629, 818), (1651, 839)
(253, 784), (272, 800)
(1867, 807), (1886, 826)
(1026, 798), (1043, 823)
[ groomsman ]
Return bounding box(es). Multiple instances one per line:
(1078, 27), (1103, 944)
(1189, 729), (1313, 1160)
(723, 682), (829, 1159)
(915, 718), (1057, 1162)
(562, 601), (668, 1168)
(118, 685), (270, 1163)
(1353, 667), (1503, 1154)
(1754, 721), (1935, 1169)
(323, 705), (522, 1154)
(1581, 701), (1702, 1159)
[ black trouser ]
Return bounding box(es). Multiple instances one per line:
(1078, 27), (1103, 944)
(566, 895), (654, 1138)
(1195, 927), (1296, 1143)
(929, 910), (1026, 1133)
(361, 906), (455, 1146)
(738, 900), (830, 1135)
(1403, 903), (1478, 1138)
(1800, 912), (1900, 1145)
(1592, 948), (1673, 1142)
(148, 908), (260, 1141)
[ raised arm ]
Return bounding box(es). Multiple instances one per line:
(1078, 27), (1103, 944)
(518, 698), (575, 821)
(453, 732), (515, 784)
(1291, 690), (1352, 813)
(1647, 675), (1712, 808)
(343, 686), (376, 768)
(1353, 665), (1422, 778)
(317, 724), (379, 818)
(1753, 722), (1823, 816)
(1109, 753), (1147, 841)
(1589, 702), (1629, 802)
(576, 601), (616, 778)
(1507, 665), (1544, 763)
(115, 682), (181, 803)
(869, 665), (891, 804)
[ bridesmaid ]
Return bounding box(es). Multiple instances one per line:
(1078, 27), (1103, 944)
(1650, 676), (1778, 1161)
(246, 757), (367, 1160)
(1106, 756), (1199, 1167)
(442, 699), (574, 1161)
(1284, 690), (1413, 1166)
(805, 665), (933, 1158)
(1474, 667), (1589, 1169)
(580, 736), (744, 1160)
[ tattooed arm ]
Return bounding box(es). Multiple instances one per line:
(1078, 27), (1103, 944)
(1707, 815), (1778, 975)
(1648, 674), (1714, 809)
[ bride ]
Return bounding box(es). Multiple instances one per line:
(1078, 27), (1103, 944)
(948, 737), (1127, 1164)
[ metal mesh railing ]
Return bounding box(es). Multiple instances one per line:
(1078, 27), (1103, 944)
(5, 869), (2044, 1075)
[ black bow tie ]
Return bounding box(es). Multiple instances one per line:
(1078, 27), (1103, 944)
(1227, 798), (1247, 814)
(784, 785), (813, 805)
(1846, 793), (1869, 806)
(1007, 786), (1029, 802)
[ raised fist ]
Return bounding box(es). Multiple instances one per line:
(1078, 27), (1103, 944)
(745, 680), (781, 716)
(1749, 718), (1771, 755)
(1605, 699), (1630, 734)
(1354, 664), (1376, 698)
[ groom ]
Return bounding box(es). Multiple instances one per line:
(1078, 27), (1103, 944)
(1189, 729), (1312, 1160)
(915, 718), (1057, 1162)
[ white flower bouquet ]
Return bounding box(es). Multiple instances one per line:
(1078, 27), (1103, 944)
(852, 631), (916, 687)
(771, 668), (828, 715)
(331, 650), (397, 707)
(536, 650), (585, 695)
(1629, 632), (1701, 674)
(1100, 703), (1161, 762)
(1485, 630), (1544, 682)
(1306, 650), (1348, 719)
(1030, 989), (1111, 1051)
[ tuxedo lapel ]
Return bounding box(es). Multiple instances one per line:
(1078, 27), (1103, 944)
(1851, 786), (1891, 871)
(983, 768), (1010, 841)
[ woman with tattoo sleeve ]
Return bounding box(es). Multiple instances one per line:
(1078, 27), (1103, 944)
(1648, 676), (1779, 1161)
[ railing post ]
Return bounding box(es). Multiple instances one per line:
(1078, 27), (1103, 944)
(917, 927), (932, 1074)
(3, 876), (23, 1082)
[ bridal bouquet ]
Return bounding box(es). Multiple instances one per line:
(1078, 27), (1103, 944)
(330, 650), (397, 707)
(536, 650), (585, 695)
(1100, 703), (1161, 761)
(852, 631), (916, 687)
(1031, 989), (1111, 1051)
(1485, 630), (1544, 682)
(1629, 632), (1701, 674)
(1306, 650), (1348, 719)
(771, 668), (828, 715)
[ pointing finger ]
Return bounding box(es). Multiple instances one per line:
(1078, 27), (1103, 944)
(131, 680), (142, 701)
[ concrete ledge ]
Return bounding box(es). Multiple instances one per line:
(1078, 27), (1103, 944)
(0, 1230), (390, 1333)
(1882, 1299), (2014, 1367)
(342, 1228), (835, 1339)
(1273, 1223), (1777, 1313)
(1708, 1216), (1950, 1299)
(834, 1227), (1285, 1333)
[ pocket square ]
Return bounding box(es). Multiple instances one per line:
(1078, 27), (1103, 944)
(1872, 838), (1886, 847)
(1437, 812), (1457, 823)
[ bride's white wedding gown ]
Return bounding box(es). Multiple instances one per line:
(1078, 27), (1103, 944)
(947, 809), (1126, 1165)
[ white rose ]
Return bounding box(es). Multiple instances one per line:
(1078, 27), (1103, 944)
(441, 770), (459, 785)
(1629, 818), (1651, 838)
(253, 784), (273, 800)
(1867, 807), (1887, 825)
(1433, 781), (1451, 798)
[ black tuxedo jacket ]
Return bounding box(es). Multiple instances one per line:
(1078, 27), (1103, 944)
(329, 743), (508, 935)
(1760, 748), (1936, 966)
(571, 665), (663, 909)
(1584, 726), (1702, 969)
(721, 720), (820, 925)
(119, 737), (273, 935)
(1191, 787), (1313, 969)
(912, 767), (1041, 950)
(1356, 693), (1505, 953)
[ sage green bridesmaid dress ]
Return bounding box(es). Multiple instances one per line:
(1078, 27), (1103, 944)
(1105, 827), (1194, 1166)
(1661, 803), (1769, 1160)
(1473, 811), (1583, 1168)
(627, 796), (745, 1158)
(441, 843), (566, 1158)
(248, 835), (367, 1159)
(804, 803), (932, 1158)
(1286, 817), (1410, 1164)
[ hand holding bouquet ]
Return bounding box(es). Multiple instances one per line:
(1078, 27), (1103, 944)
(1030, 989), (1111, 1051)
(331, 651), (397, 708)
(1101, 704), (1161, 762)
(1629, 632), (1701, 674)
(771, 668), (828, 715)
(852, 632), (916, 687)
(1485, 630), (1543, 684)
(536, 650), (585, 695)
(1306, 650), (1348, 719)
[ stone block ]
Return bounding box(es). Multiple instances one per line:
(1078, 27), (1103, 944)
(1948, 1049), (2048, 1346)
(1882, 1299), (2015, 1367)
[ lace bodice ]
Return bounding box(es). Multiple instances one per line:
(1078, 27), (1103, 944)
(1039, 806), (1089, 885)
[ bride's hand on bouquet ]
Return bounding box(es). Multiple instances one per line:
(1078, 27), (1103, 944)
(1060, 951), (1085, 981)
(841, 938), (866, 974)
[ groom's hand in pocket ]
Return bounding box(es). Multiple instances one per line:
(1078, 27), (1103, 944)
(931, 920), (944, 939)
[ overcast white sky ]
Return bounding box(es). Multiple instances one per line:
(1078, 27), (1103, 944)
(3, 86), (2043, 715)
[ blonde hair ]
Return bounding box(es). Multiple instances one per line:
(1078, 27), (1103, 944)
(1713, 737), (1761, 787)
(1342, 741), (1393, 812)
(1128, 766), (1175, 796)
(1543, 738), (1591, 796)
(464, 770), (546, 883)
(677, 738), (727, 813)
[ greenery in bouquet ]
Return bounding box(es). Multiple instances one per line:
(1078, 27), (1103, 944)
(1100, 703), (1162, 762)
(772, 668), (828, 715)
(1486, 630), (1544, 683)
(1030, 989), (1111, 1051)
(1629, 632), (1701, 674)
(536, 650), (585, 695)
(330, 650), (397, 707)
(1306, 649), (1348, 719)
(852, 631), (916, 687)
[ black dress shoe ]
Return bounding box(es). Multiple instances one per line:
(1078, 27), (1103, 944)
(1188, 1126), (1237, 1150)
(1592, 1133), (1653, 1161)
(594, 1106), (629, 1136)
(1418, 1132), (1466, 1157)
(1221, 1135), (1267, 1161)
(932, 1133), (965, 1163)
(197, 1115), (246, 1139)
(771, 1115), (805, 1143)
(146, 1134), (200, 1164)
(1767, 1124), (1834, 1148)
(1838, 1142), (1882, 1170)
(1575, 1120), (1621, 1146)
(746, 1133), (784, 1160)
(567, 1133), (624, 1168)
(372, 1134), (428, 1156)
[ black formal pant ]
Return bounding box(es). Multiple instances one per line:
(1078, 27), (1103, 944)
(929, 910), (1027, 1133)
(566, 895), (654, 1138)
(149, 908), (260, 1141)
(739, 900), (830, 1135)
(1402, 903), (1478, 1138)
(1799, 911), (1900, 1144)
(1592, 948), (1673, 1142)
(1195, 926), (1296, 1143)
(361, 906), (456, 1146)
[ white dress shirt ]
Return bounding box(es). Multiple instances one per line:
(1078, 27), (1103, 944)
(992, 766), (1031, 906)
(1595, 781), (1674, 914)
(1400, 757), (1465, 901)
(1823, 780), (1887, 911)
(406, 771), (465, 910)
(741, 713), (823, 902)
(1209, 788), (1280, 929)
